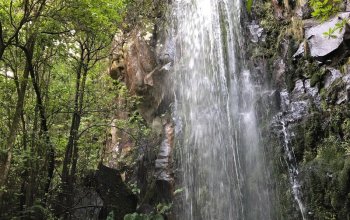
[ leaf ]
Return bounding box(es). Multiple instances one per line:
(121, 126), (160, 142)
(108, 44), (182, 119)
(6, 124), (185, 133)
(246, 0), (253, 13)
(174, 187), (184, 195)
(151, 214), (164, 220)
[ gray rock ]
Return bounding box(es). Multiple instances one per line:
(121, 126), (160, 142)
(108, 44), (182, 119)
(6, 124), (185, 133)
(342, 74), (350, 85)
(306, 12), (350, 62)
(347, 0), (350, 11)
(291, 80), (306, 98)
(155, 123), (174, 182)
(279, 87), (308, 123)
(294, 13), (350, 63)
(278, 78), (322, 124)
(157, 34), (175, 65)
(305, 79), (321, 105)
(324, 68), (342, 88)
(293, 41), (305, 59)
(336, 90), (348, 104)
(305, 79), (318, 97)
(248, 22), (265, 43)
(341, 74), (350, 103)
(303, 19), (321, 30)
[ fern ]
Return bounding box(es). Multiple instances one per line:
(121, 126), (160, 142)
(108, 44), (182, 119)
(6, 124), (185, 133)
(310, 0), (341, 20)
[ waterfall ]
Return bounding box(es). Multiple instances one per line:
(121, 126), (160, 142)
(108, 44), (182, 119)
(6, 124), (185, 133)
(280, 120), (306, 220)
(277, 89), (307, 219)
(171, 0), (273, 219)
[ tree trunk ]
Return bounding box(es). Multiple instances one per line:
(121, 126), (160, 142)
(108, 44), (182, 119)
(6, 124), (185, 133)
(26, 50), (55, 206)
(0, 60), (30, 206)
(60, 53), (87, 217)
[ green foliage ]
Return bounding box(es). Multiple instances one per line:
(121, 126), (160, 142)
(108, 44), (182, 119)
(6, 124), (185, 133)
(124, 213), (164, 220)
(310, 67), (326, 87)
(123, 0), (168, 30)
(323, 19), (350, 38)
(128, 182), (141, 195)
(293, 104), (350, 218)
(317, 136), (345, 169)
(246, 0), (253, 13)
(123, 203), (171, 220)
(156, 203), (172, 215)
(0, 0), (152, 218)
(323, 27), (337, 38)
(310, 0), (341, 20)
(173, 187), (184, 196)
(107, 211), (115, 220)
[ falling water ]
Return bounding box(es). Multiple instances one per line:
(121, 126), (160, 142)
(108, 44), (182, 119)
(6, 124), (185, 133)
(277, 89), (307, 219)
(171, 0), (272, 219)
(280, 120), (306, 220)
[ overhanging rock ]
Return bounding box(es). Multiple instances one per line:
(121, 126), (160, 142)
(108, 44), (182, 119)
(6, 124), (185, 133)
(294, 12), (350, 63)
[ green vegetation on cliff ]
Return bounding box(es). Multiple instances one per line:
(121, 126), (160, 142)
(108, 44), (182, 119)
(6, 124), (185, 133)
(249, 0), (350, 218)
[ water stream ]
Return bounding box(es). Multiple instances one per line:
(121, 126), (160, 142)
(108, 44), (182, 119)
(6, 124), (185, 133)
(277, 89), (308, 219)
(280, 120), (307, 220)
(171, 0), (272, 219)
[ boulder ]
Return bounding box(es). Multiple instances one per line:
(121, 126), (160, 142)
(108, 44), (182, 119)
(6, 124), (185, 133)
(95, 164), (137, 220)
(73, 188), (103, 220)
(294, 12), (350, 63)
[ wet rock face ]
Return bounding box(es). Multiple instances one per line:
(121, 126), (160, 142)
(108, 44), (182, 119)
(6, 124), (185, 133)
(154, 122), (175, 202)
(323, 71), (350, 105)
(105, 4), (176, 215)
(249, 1), (350, 217)
(324, 68), (342, 88)
(155, 122), (174, 183)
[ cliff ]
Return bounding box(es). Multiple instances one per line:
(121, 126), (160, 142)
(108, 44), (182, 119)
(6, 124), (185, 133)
(103, 2), (176, 219)
(104, 0), (350, 219)
(248, 0), (350, 218)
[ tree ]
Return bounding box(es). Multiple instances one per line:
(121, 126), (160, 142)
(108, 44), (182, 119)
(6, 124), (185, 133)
(0, 0), (128, 218)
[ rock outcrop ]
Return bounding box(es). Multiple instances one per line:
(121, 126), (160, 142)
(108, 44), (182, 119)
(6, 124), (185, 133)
(249, 0), (350, 218)
(109, 29), (173, 123)
(103, 2), (176, 218)
(95, 164), (137, 220)
(294, 12), (350, 64)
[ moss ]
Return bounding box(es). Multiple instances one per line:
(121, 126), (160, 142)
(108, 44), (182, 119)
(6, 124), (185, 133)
(295, 104), (350, 218)
(250, 0), (350, 217)
(249, 1), (286, 60)
(303, 112), (323, 161)
(285, 17), (304, 43)
(320, 78), (347, 105)
(274, 103), (350, 217)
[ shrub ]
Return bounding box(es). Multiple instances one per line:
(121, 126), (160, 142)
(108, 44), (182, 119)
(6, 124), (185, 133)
(310, 0), (341, 20)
